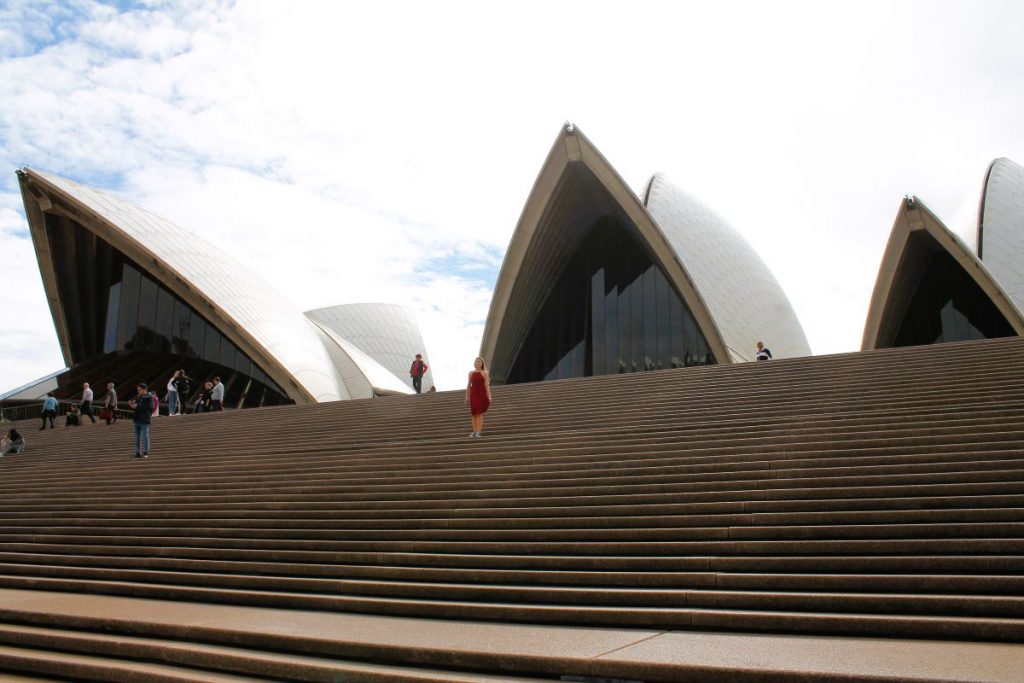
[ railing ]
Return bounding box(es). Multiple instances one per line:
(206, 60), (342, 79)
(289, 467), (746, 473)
(0, 400), (128, 425)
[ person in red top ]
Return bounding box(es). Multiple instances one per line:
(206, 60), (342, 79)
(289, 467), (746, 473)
(465, 356), (492, 438)
(409, 354), (429, 394)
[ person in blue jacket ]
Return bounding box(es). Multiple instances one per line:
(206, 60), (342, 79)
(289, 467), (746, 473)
(40, 393), (58, 430)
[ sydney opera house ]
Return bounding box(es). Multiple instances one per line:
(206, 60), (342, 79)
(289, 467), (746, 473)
(864, 157), (1024, 350)
(8, 169), (433, 407)
(6, 124), (1024, 407)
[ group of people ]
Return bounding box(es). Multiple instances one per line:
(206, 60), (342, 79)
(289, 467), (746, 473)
(411, 352), (491, 437)
(165, 371), (226, 415)
(25, 343), (769, 455)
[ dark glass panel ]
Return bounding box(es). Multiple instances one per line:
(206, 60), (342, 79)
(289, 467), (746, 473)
(506, 217), (715, 383)
(655, 268), (671, 370)
(604, 234), (619, 375)
(669, 283), (684, 368)
(892, 250), (1015, 347)
(203, 326), (221, 362)
(137, 276), (158, 351)
(220, 338), (238, 370)
(189, 315), (207, 360)
(154, 287), (174, 353)
(643, 265), (657, 370)
(118, 265), (141, 350)
(616, 249), (630, 374)
(590, 263), (605, 377)
(172, 300), (192, 356)
(103, 282), (121, 354)
(235, 352), (252, 378)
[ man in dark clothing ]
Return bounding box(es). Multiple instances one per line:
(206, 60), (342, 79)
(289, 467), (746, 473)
(173, 371), (192, 415)
(409, 354), (429, 394)
(128, 383), (154, 458)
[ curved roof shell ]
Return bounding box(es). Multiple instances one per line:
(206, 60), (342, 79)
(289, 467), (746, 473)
(17, 168), (343, 403)
(642, 174), (810, 361)
(480, 125), (809, 382)
(305, 303), (430, 394)
(978, 158), (1024, 315)
(862, 196), (1024, 350)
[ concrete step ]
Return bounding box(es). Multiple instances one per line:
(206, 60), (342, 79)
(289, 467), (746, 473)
(0, 623), (551, 682)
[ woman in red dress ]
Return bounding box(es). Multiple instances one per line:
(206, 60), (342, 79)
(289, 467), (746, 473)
(465, 357), (492, 438)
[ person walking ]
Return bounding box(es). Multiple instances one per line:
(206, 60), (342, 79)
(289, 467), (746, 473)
(102, 382), (118, 424)
(40, 392), (58, 430)
(210, 377), (224, 411)
(0, 428), (25, 457)
(128, 383), (154, 458)
(409, 354), (429, 394)
(80, 382), (97, 423)
(166, 371), (181, 417)
(755, 341), (773, 361)
(173, 370), (192, 415)
(465, 357), (492, 438)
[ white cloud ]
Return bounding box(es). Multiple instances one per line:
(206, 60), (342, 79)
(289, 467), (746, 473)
(2, 0), (1024, 391)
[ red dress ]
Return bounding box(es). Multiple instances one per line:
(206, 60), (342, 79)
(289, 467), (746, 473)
(468, 371), (490, 416)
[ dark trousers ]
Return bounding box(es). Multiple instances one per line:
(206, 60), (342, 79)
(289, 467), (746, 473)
(41, 410), (55, 429)
(412, 376), (422, 393)
(211, 400), (223, 412)
(81, 400), (96, 423)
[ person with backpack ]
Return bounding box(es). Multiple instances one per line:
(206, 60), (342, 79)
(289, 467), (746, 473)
(128, 383), (155, 458)
(409, 354), (429, 394)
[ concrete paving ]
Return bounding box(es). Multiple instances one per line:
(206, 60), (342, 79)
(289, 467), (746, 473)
(2, 588), (1022, 682)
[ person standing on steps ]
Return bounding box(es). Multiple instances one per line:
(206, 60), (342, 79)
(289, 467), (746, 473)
(40, 392), (58, 430)
(128, 383), (154, 458)
(410, 354), (429, 394)
(210, 377), (225, 411)
(102, 382), (118, 424)
(755, 341), (773, 362)
(465, 356), (492, 438)
(166, 370), (181, 417)
(173, 370), (192, 415)
(80, 382), (97, 423)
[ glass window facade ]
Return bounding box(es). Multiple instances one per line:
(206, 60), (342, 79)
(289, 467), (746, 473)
(507, 218), (715, 384)
(893, 250), (1015, 346)
(43, 211), (291, 408)
(99, 260), (287, 406)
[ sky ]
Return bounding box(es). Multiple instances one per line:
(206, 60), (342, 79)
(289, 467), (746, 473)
(1, 0), (1023, 392)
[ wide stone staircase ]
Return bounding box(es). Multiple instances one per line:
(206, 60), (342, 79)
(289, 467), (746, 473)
(1, 338), (1023, 681)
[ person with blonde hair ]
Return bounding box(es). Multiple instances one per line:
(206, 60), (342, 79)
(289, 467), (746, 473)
(465, 357), (492, 438)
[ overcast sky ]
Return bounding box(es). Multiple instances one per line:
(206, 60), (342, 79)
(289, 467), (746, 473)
(2, 0), (1023, 392)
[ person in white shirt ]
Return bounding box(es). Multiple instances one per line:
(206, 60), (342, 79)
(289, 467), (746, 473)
(166, 370), (181, 416)
(210, 377), (225, 411)
(80, 382), (97, 423)
(755, 341), (773, 362)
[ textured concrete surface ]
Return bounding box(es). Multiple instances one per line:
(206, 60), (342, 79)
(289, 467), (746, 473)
(3, 589), (1023, 682)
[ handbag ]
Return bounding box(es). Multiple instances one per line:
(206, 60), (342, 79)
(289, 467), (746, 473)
(99, 408), (112, 420)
